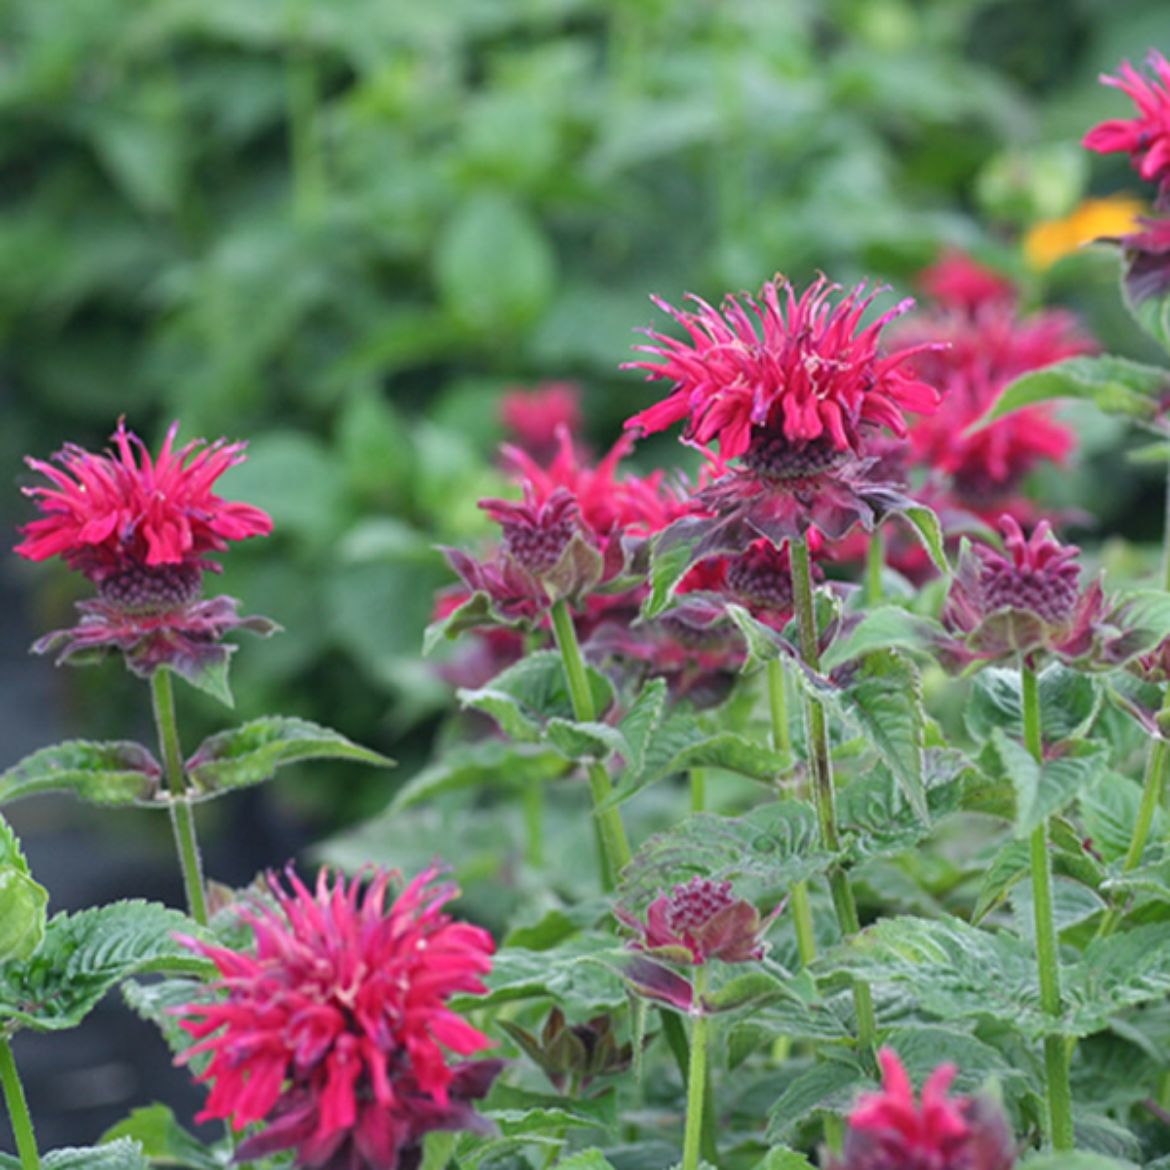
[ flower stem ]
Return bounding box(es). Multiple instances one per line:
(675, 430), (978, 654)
(864, 528), (884, 607)
(150, 670), (208, 925)
(681, 967), (710, 1170)
(1162, 461), (1170, 593)
(0, 1034), (39, 1170)
(1020, 659), (1074, 1151)
(549, 599), (632, 891)
(690, 768), (706, 813)
(1098, 687), (1170, 939)
(767, 657), (815, 966)
(789, 535), (876, 1055)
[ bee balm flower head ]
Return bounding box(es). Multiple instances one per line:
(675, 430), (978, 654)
(174, 865), (502, 1170)
(15, 420), (276, 685)
(824, 1048), (1015, 1170)
(1084, 50), (1170, 196)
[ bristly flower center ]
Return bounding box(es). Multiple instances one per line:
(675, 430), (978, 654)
(96, 563), (204, 614)
(664, 876), (736, 934)
(740, 430), (850, 482)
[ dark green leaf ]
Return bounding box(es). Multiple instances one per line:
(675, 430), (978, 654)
(0, 901), (209, 1033)
(642, 522), (705, 620)
(965, 664), (1100, 744)
(0, 740), (161, 807)
(185, 717), (392, 796)
(391, 741), (567, 811)
(765, 1058), (866, 1141)
(101, 1105), (224, 1170)
(821, 607), (942, 672)
(0, 1141), (152, 1170)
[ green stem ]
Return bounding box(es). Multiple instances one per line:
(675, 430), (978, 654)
(1098, 688), (1170, 939)
(150, 670), (208, 925)
(864, 528), (884, 607)
(549, 600), (632, 891)
(1163, 461), (1170, 593)
(0, 1035), (39, 1170)
(767, 657), (815, 965)
(1020, 659), (1074, 1150)
(789, 536), (876, 1055)
(690, 768), (707, 813)
(681, 968), (710, 1170)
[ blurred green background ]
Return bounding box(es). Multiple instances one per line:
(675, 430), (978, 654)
(2, 0), (1168, 829)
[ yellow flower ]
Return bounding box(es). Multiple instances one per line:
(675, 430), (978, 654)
(1023, 195), (1146, 270)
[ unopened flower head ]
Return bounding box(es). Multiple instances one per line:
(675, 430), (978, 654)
(16, 419), (271, 598)
(174, 865), (501, 1170)
(824, 1048), (1015, 1170)
(1084, 50), (1170, 195)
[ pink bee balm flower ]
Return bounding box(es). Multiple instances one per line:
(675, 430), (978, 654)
(499, 381), (583, 461)
(917, 251), (1016, 314)
(824, 1048), (1015, 1170)
(1084, 50), (1170, 193)
(624, 275), (939, 462)
(175, 865), (501, 1170)
(16, 419), (271, 588)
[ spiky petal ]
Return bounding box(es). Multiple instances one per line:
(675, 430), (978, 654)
(16, 419), (271, 584)
(1084, 50), (1170, 193)
(174, 866), (499, 1170)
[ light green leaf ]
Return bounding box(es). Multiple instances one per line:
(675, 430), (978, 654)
(0, 812), (47, 963)
(901, 503), (948, 573)
(821, 607), (942, 672)
(185, 717), (392, 796)
(390, 741), (567, 811)
(0, 1140), (153, 1170)
(980, 355), (1169, 427)
(642, 522), (705, 620)
(965, 664), (1100, 744)
(101, 1105), (224, 1170)
(753, 1150), (815, 1170)
(0, 740), (161, 807)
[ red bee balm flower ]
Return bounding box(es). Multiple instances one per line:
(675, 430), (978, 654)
(175, 866), (501, 1170)
(16, 419), (271, 588)
(499, 381), (583, 461)
(1084, 50), (1170, 193)
(15, 420), (276, 686)
(824, 1048), (1016, 1170)
(624, 276), (938, 461)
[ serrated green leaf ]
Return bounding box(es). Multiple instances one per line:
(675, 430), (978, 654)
(0, 900), (209, 1033)
(545, 717), (630, 763)
(1123, 246), (1170, 357)
(101, 1105), (224, 1170)
(724, 603), (790, 667)
(642, 522), (704, 619)
(553, 1152), (618, 1170)
(0, 1139), (151, 1169)
(185, 717), (392, 796)
(178, 655), (235, 708)
(616, 679), (668, 781)
(982, 354), (1169, 427)
(966, 664), (1101, 744)
(753, 1150), (815, 1170)
(973, 837), (1031, 922)
(0, 740), (161, 807)
(821, 607), (942, 672)
(458, 651), (614, 744)
(1063, 923), (1170, 1036)
(879, 1024), (1021, 1093)
(992, 731), (1108, 836)
(837, 651), (927, 823)
(765, 1058), (866, 1141)
(704, 968), (791, 1014)
(619, 802), (829, 909)
(1081, 771), (1162, 864)
(391, 741), (568, 811)
(0, 864), (48, 964)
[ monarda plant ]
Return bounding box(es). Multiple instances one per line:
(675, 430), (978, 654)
(10, 44), (1170, 1170)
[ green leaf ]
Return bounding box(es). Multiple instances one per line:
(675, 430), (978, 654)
(101, 1105), (224, 1170)
(965, 663), (1101, 744)
(765, 1058), (866, 1141)
(724, 603), (790, 667)
(616, 679), (669, 781)
(753, 1150), (815, 1170)
(185, 717), (392, 796)
(458, 652), (614, 746)
(837, 651), (927, 824)
(642, 522), (704, 619)
(434, 192), (555, 332)
(0, 740), (161, 807)
(901, 502), (949, 573)
(547, 1152), (617, 1170)
(0, 901), (209, 1033)
(821, 607), (942, 672)
(0, 812), (47, 963)
(981, 355), (1169, 427)
(390, 741), (567, 811)
(1081, 771), (1163, 864)
(992, 731), (1109, 836)
(1063, 923), (1170, 1036)
(1019, 1155), (1138, 1170)
(1123, 245), (1170, 356)
(619, 801), (829, 908)
(0, 1139), (151, 1169)
(972, 837), (1030, 922)
(878, 1024), (1022, 1093)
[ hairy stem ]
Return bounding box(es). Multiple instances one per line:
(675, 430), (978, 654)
(0, 1035), (39, 1170)
(767, 657), (815, 966)
(550, 599), (632, 890)
(150, 669), (208, 925)
(1020, 659), (1074, 1150)
(681, 968), (710, 1170)
(690, 768), (707, 813)
(864, 528), (884, 607)
(790, 536), (876, 1054)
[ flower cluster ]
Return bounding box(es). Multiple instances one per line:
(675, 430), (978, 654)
(824, 1048), (1015, 1170)
(15, 420), (275, 684)
(500, 381), (583, 462)
(175, 865), (501, 1170)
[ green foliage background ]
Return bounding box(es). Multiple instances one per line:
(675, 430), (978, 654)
(2, 0), (1166, 822)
